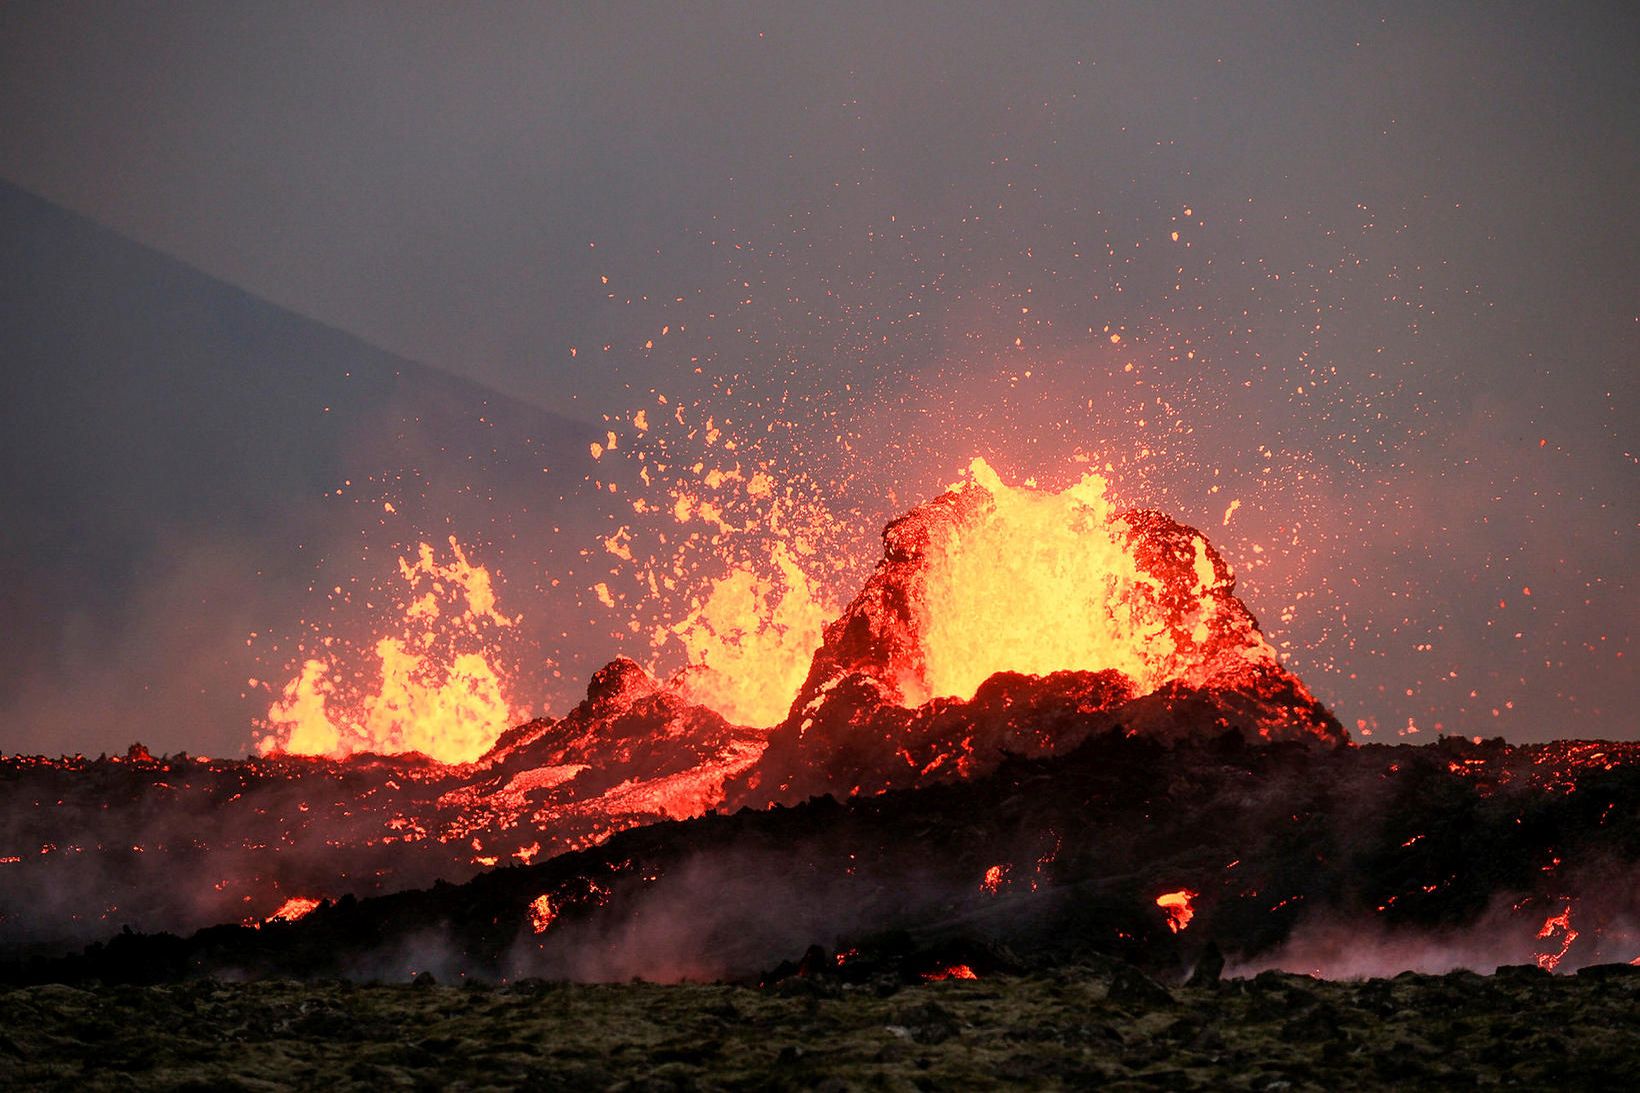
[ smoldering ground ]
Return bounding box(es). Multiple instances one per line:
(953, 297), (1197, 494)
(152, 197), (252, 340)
(11, 731), (1634, 986)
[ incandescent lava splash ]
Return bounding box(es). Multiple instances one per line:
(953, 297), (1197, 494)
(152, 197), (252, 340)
(257, 537), (523, 765)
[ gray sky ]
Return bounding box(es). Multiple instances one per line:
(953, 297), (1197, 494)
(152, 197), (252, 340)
(3, 3), (1627, 409)
(1, 2), (1635, 742)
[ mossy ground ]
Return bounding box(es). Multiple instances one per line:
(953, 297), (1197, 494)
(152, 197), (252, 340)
(1, 965), (1635, 1090)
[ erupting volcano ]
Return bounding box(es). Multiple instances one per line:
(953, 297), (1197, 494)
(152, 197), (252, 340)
(279, 456), (1337, 770)
(2, 462), (1636, 990)
(731, 458), (1340, 807)
(4, 10), (1632, 1087)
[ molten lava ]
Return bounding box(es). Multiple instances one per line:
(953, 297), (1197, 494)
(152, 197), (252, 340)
(265, 896), (322, 925)
(797, 457), (1331, 726)
(1534, 904), (1578, 971)
(258, 537), (521, 764)
(669, 541), (830, 727)
(1156, 888), (1198, 933)
(729, 458), (1342, 807)
(915, 459), (1193, 704)
(528, 894), (556, 935)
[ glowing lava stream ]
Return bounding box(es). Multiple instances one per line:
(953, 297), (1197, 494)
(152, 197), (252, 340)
(1535, 904), (1578, 971)
(264, 896), (322, 926)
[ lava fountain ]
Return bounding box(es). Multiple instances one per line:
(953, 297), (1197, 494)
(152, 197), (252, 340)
(910, 458), (1269, 705)
(257, 536), (522, 764)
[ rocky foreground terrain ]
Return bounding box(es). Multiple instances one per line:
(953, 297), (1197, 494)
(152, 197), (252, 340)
(2, 961), (1636, 1090)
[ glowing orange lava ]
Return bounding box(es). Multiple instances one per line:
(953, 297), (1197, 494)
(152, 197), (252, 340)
(669, 542), (830, 726)
(922, 964), (979, 981)
(266, 896), (322, 924)
(1535, 904), (1578, 971)
(258, 537), (521, 764)
(527, 893), (557, 934)
(1156, 888), (1198, 933)
(908, 458), (1254, 705)
(581, 395), (844, 728)
(980, 863), (1010, 894)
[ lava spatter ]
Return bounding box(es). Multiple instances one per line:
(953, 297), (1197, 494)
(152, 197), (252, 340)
(257, 536), (522, 765)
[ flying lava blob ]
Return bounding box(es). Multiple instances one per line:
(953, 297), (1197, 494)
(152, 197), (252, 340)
(257, 536), (522, 764)
(1156, 888), (1198, 933)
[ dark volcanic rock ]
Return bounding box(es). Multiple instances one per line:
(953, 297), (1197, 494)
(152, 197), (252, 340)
(11, 735), (1635, 987)
(456, 656), (763, 810)
(3, 970), (1635, 1091)
(729, 668), (1138, 805)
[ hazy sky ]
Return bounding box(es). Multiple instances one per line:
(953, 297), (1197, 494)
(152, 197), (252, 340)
(3, 3), (1630, 405)
(1, 2), (1635, 742)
